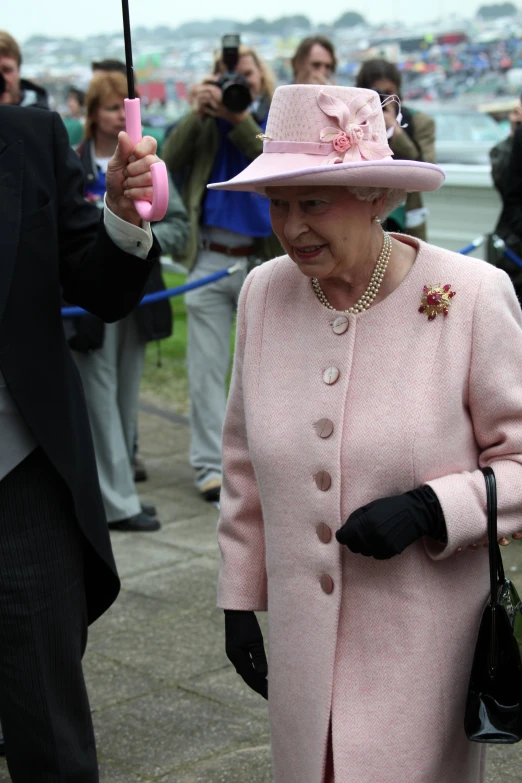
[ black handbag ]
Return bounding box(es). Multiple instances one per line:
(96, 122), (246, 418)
(464, 466), (522, 743)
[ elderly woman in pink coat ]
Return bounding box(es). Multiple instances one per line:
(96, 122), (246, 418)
(209, 84), (522, 783)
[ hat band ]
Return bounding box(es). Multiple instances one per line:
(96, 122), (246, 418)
(263, 140), (333, 155)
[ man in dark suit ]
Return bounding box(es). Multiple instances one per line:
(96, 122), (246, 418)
(491, 120), (522, 303)
(0, 104), (162, 781)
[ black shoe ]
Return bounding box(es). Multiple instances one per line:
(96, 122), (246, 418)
(132, 456), (148, 483)
(200, 477), (221, 503)
(141, 502), (157, 517)
(108, 512), (161, 532)
(202, 487), (220, 503)
(0, 732), (4, 756)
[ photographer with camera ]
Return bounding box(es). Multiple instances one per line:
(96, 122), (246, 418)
(163, 37), (280, 502)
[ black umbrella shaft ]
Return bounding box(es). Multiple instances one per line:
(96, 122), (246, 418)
(121, 0), (135, 99)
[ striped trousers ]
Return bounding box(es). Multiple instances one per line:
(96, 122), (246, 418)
(0, 448), (98, 782)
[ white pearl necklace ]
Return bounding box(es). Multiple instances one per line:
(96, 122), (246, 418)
(311, 232), (392, 314)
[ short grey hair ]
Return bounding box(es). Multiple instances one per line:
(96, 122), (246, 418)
(347, 186), (407, 218)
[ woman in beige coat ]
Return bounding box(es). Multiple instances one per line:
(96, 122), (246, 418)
(212, 85), (522, 782)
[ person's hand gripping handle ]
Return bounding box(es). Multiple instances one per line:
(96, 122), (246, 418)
(124, 98), (169, 222)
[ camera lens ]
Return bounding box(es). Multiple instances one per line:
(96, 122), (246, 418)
(222, 80), (251, 113)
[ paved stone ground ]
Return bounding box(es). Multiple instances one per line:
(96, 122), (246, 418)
(0, 403), (521, 781)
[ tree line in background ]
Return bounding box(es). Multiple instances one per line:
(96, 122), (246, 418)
(135, 13), (368, 38)
(476, 2), (517, 19)
(25, 3), (520, 46)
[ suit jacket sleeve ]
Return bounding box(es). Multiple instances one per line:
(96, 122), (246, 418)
(217, 268), (268, 611)
(501, 124), (522, 239)
(425, 268), (522, 558)
(53, 112), (159, 322)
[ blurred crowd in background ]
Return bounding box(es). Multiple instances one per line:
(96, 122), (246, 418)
(8, 8), (522, 141)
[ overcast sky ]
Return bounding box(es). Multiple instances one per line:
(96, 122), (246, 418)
(5, 1), (484, 42)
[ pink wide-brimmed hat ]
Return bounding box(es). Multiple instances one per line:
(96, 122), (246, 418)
(208, 85), (445, 193)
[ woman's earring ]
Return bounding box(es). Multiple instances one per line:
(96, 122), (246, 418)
(374, 216), (382, 224)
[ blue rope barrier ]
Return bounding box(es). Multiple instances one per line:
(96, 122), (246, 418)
(461, 233), (522, 269)
(459, 236), (484, 256)
(457, 234), (522, 270)
(492, 235), (522, 271)
(504, 246), (522, 270)
(61, 263), (243, 318)
(60, 235), (522, 320)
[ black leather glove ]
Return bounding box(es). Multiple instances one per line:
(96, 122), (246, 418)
(336, 486), (446, 561)
(224, 610), (268, 700)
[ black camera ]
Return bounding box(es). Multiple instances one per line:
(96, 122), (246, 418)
(0, 72), (6, 96)
(215, 34), (251, 114)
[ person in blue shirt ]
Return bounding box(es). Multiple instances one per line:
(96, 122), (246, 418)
(163, 44), (281, 502)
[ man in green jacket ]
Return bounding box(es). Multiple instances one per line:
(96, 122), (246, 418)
(162, 43), (280, 502)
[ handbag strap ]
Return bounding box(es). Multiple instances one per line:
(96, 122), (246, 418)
(481, 466), (505, 606)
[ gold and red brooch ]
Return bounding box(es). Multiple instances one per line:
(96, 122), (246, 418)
(419, 284), (456, 321)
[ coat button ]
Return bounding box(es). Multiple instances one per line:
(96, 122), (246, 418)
(332, 316), (349, 335)
(323, 366), (340, 385)
(320, 574), (334, 594)
(316, 523), (332, 543)
(315, 471), (332, 491)
(314, 419), (334, 438)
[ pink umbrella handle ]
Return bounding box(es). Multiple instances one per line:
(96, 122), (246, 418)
(124, 97), (169, 222)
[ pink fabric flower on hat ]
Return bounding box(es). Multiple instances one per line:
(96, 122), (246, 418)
(317, 91), (393, 164)
(332, 132), (351, 152)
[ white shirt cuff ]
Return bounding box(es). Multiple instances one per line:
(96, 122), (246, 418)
(103, 195), (154, 260)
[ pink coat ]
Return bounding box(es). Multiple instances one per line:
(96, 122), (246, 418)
(217, 236), (522, 783)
